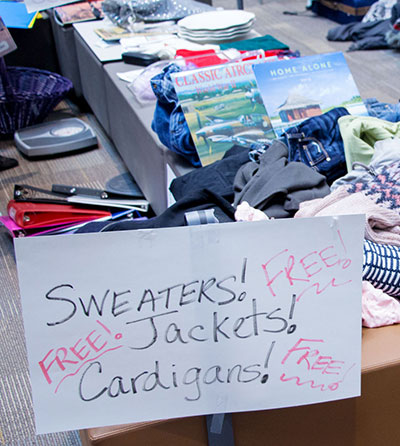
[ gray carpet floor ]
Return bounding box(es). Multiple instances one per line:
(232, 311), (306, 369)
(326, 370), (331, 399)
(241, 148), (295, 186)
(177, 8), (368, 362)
(0, 105), (128, 445)
(0, 0), (398, 444)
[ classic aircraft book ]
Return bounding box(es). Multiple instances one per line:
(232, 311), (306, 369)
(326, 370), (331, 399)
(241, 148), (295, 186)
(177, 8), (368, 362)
(171, 58), (276, 166)
(253, 52), (367, 137)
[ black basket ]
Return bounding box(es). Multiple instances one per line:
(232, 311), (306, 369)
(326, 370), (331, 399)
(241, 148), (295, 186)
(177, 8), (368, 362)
(0, 57), (73, 138)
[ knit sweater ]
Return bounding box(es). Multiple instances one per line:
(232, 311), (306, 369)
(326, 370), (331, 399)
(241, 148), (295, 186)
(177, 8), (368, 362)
(295, 185), (400, 246)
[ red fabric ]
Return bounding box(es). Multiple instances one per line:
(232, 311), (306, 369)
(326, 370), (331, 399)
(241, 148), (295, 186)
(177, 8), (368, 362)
(175, 49), (228, 67)
(174, 48), (297, 69)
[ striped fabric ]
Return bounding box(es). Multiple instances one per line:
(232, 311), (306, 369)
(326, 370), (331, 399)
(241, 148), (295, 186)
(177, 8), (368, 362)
(363, 239), (400, 297)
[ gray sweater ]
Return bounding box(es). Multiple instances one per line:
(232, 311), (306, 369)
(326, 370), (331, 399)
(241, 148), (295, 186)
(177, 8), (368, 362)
(233, 140), (331, 218)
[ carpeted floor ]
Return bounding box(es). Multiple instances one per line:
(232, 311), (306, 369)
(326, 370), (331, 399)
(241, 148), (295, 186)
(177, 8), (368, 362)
(215, 0), (400, 103)
(0, 102), (129, 446)
(0, 1), (399, 444)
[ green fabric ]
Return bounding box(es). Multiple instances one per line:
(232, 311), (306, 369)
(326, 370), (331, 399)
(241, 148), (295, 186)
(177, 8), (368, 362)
(219, 34), (289, 51)
(338, 115), (400, 172)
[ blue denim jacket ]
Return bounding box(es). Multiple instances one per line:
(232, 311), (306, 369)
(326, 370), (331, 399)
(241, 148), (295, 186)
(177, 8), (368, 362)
(365, 97), (400, 122)
(150, 63), (201, 167)
(281, 107), (350, 184)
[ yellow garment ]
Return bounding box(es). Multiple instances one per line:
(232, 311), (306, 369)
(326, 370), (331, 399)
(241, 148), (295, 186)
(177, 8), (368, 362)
(338, 115), (400, 172)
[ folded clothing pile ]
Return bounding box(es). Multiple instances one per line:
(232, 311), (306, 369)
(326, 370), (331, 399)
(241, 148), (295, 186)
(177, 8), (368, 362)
(327, 0), (400, 49)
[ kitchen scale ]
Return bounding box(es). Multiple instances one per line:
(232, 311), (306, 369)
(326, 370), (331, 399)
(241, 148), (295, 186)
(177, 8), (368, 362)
(14, 117), (98, 158)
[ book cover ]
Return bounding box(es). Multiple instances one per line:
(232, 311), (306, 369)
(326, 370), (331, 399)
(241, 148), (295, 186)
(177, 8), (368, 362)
(171, 58), (276, 167)
(54, 0), (103, 25)
(253, 51), (368, 137)
(94, 25), (136, 42)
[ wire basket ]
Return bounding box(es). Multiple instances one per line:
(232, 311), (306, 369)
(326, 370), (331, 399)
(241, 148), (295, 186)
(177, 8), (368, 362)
(0, 57), (73, 138)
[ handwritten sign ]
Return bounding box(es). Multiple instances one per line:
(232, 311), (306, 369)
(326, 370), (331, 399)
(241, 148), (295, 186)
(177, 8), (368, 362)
(14, 215), (364, 434)
(24, 0), (78, 14)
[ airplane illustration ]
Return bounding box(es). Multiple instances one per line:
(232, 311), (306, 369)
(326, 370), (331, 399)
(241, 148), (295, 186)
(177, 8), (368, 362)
(195, 113), (272, 149)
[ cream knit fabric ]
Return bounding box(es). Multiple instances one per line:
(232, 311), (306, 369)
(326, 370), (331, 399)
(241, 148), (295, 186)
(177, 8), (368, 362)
(295, 185), (400, 246)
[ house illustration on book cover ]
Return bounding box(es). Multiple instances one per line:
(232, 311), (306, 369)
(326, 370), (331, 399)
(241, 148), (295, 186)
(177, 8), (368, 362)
(276, 93), (322, 122)
(171, 57), (276, 166)
(253, 52), (367, 136)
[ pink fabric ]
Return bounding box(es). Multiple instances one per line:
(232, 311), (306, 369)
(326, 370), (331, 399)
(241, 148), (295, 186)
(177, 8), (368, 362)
(362, 281), (400, 328)
(235, 201), (269, 222)
(295, 185), (400, 246)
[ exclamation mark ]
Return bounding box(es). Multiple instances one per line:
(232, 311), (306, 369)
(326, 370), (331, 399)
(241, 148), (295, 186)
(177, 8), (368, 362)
(261, 340), (275, 384)
(97, 319), (123, 341)
(337, 229), (352, 269)
(337, 228), (347, 254)
(287, 294), (297, 334)
(238, 257), (248, 301)
(241, 257), (247, 283)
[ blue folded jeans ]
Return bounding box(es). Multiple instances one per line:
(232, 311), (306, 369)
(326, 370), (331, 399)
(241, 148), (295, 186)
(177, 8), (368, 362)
(150, 63), (201, 167)
(281, 107), (350, 184)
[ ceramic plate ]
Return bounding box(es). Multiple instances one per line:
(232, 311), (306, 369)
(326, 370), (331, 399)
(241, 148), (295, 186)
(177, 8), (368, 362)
(177, 9), (255, 32)
(178, 21), (253, 38)
(178, 20), (254, 35)
(177, 28), (252, 43)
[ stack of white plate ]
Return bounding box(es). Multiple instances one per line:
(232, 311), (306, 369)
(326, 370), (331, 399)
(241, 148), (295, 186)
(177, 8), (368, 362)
(177, 10), (255, 43)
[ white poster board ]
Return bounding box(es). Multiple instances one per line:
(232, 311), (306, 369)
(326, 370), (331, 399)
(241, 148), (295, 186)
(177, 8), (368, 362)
(14, 215), (364, 434)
